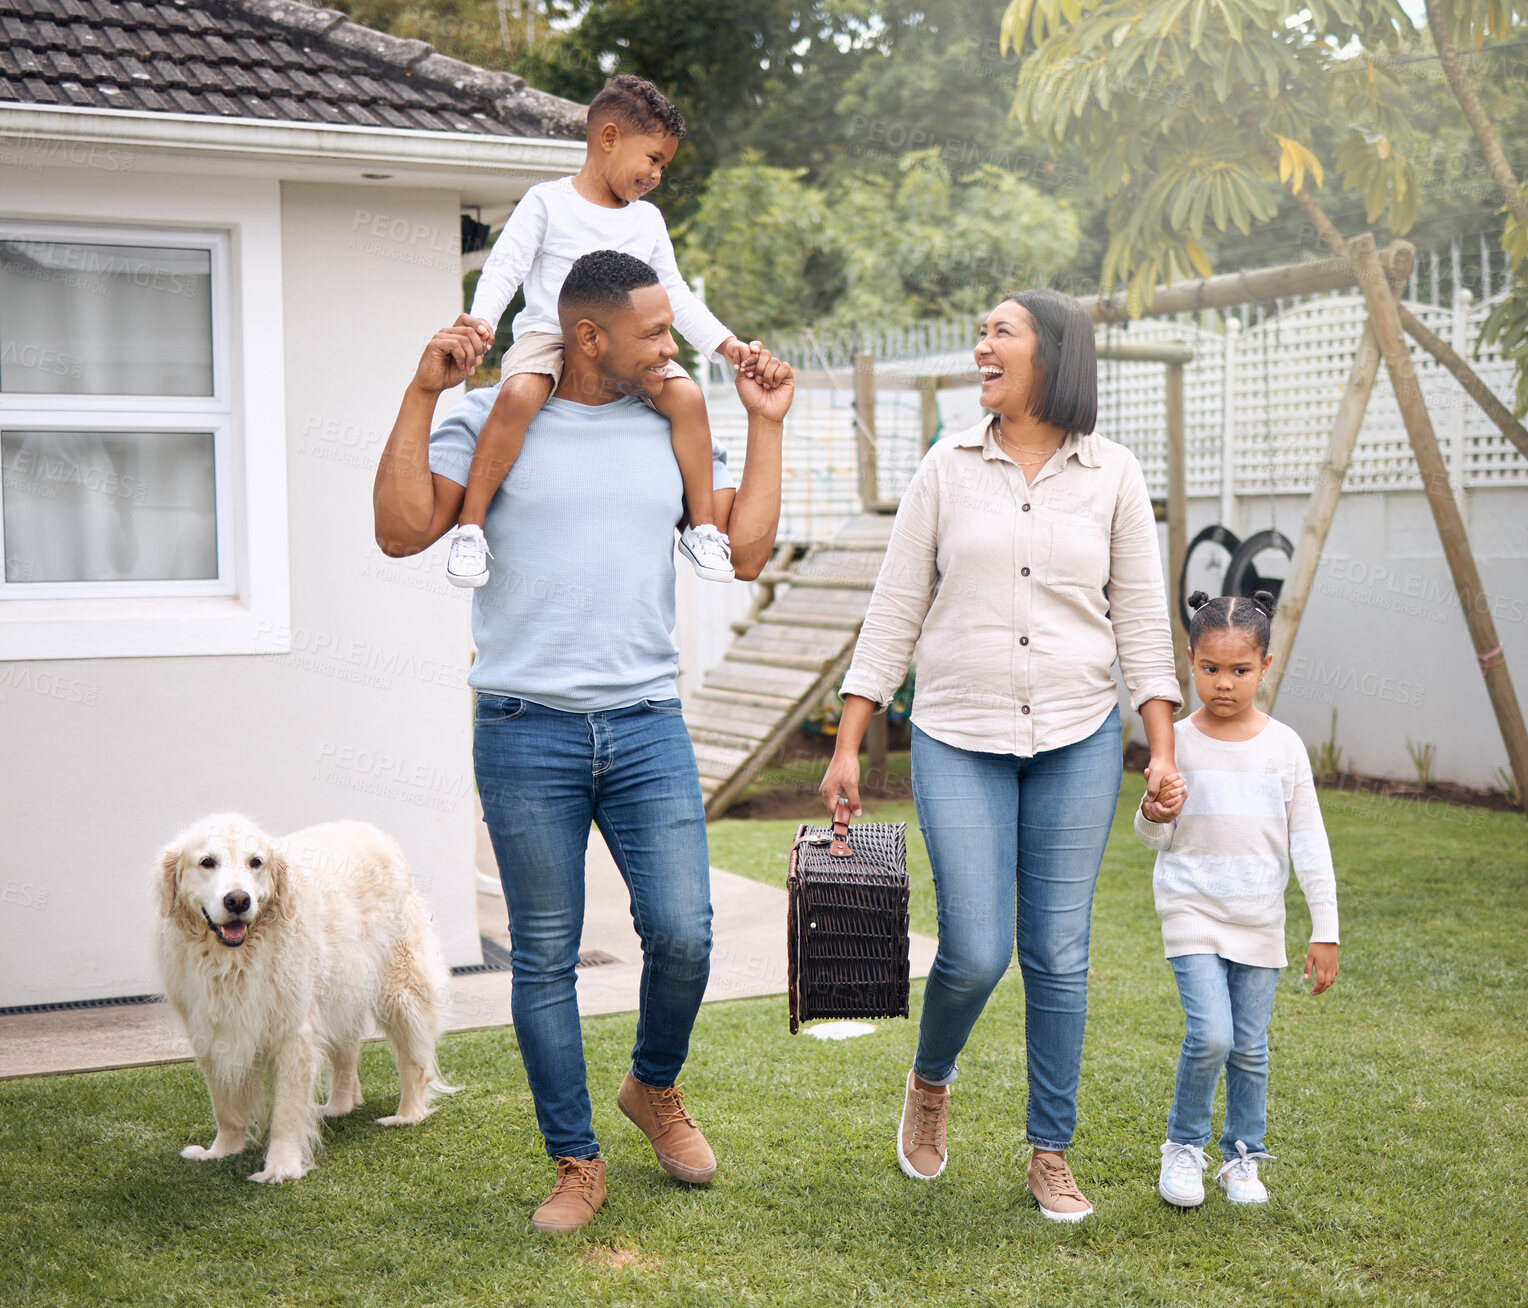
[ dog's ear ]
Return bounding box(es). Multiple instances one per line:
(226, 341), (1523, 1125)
(156, 843), (182, 918)
(268, 847), (296, 923)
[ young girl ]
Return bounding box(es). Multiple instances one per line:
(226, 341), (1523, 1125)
(1135, 589), (1339, 1208)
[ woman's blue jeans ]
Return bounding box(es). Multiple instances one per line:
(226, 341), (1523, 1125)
(473, 694), (712, 1161)
(1166, 953), (1280, 1159)
(910, 709), (1122, 1152)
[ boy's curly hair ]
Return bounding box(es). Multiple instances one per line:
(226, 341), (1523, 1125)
(587, 74), (686, 141)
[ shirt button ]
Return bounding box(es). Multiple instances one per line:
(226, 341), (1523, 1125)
(1021, 567), (1030, 577)
(1021, 705), (1031, 714)
(1022, 503), (1031, 512)
(1020, 636), (1029, 646)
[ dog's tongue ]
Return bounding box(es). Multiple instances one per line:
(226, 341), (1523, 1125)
(219, 922), (248, 944)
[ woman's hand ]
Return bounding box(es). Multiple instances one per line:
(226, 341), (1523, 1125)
(1141, 772), (1185, 823)
(819, 748), (863, 817)
(1144, 755), (1179, 802)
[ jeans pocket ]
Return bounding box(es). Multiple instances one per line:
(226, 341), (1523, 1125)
(639, 697), (684, 714)
(474, 695), (526, 724)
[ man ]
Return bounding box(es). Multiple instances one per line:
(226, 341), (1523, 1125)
(372, 250), (792, 1232)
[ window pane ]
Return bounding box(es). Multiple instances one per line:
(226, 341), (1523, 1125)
(0, 241), (213, 396)
(2, 430), (217, 583)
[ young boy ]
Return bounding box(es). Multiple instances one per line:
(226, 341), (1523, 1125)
(449, 74), (754, 587)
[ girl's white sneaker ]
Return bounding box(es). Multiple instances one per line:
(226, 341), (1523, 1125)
(678, 524), (735, 582)
(446, 524), (492, 587)
(1216, 1140), (1273, 1204)
(1158, 1140), (1208, 1208)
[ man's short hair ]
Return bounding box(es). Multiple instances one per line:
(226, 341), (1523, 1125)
(558, 250), (662, 325)
(587, 74), (686, 141)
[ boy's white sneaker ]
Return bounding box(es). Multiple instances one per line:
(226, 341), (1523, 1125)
(1216, 1140), (1273, 1205)
(446, 524), (492, 588)
(1158, 1140), (1208, 1208)
(678, 523), (735, 582)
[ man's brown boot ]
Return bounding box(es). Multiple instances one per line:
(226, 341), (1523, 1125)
(617, 1073), (717, 1183)
(897, 1070), (949, 1180)
(1027, 1149), (1093, 1222)
(531, 1156), (606, 1233)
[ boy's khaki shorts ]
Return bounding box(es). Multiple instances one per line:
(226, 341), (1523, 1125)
(502, 330), (691, 385)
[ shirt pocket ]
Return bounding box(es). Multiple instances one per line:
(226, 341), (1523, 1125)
(1044, 516), (1109, 590)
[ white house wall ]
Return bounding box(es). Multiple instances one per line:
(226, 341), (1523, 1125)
(0, 167), (481, 1006)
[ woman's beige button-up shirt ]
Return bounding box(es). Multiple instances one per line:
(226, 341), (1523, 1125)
(839, 417), (1182, 756)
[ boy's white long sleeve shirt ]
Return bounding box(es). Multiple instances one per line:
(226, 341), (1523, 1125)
(468, 177), (734, 360)
(1134, 715), (1340, 968)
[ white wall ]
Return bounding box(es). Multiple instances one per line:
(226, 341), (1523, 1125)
(0, 168), (481, 1007)
(1183, 488), (1528, 791)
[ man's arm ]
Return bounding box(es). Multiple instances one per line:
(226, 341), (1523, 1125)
(372, 325), (480, 557)
(718, 347), (792, 581)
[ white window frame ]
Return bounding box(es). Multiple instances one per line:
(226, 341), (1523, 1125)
(0, 217), (290, 659)
(0, 223), (231, 598)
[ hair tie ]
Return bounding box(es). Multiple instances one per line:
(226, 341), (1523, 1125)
(1477, 642), (1504, 672)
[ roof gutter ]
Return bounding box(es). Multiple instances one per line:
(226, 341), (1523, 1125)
(0, 103), (585, 180)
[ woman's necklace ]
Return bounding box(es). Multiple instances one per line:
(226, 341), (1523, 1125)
(992, 424), (1060, 467)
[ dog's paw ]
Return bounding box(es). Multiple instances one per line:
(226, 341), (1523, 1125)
(182, 1142), (242, 1161)
(374, 1107), (433, 1127)
(322, 1098), (363, 1118)
(247, 1160), (307, 1184)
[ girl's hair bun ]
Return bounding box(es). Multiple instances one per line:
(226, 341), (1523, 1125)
(1252, 589), (1277, 617)
(1187, 589), (1212, 611)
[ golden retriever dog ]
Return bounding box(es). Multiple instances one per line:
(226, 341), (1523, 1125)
(154, 813), (454, 1182)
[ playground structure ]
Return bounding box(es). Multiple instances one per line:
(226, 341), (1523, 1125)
(685, 238), (1528, 819)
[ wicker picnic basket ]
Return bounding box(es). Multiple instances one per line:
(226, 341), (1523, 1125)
(786, 800), (910, 1034)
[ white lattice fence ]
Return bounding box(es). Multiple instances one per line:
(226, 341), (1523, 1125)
(1093, 290), (1521, 501)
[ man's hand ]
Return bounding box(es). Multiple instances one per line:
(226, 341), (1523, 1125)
(414, 323), (487, 395)
(735, 345), (793, 422)
(1304, 942), (1339, 995)
(454, 313), (496, 353)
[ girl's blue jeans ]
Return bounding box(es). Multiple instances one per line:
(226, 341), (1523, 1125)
(909, 708), (1122, 1152)
(473, 694), (712, 1161)
(1166, 953), (1280, 1159)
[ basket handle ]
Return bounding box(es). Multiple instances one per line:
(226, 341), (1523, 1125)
(829, 798), (853, 858)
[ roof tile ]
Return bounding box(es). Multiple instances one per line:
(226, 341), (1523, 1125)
(0, 0), (584, 141)
(20, 74), (61, 103)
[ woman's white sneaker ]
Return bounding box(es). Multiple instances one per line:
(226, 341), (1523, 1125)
(678, 524), (734, 582)
(1158, 1140), (1208, 1208)
(446, 524), (492, 587)
(1216, 1140), (1273, 1204)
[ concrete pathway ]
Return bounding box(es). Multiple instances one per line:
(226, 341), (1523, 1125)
(0, 818), (937, 1079)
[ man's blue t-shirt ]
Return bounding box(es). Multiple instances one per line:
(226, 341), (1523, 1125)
(427, 387), (734, 711)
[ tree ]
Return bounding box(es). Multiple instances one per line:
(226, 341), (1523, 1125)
(1425, 0), (1528, 415)
(517, 0), (820, 221)
(996, 0), (1527, 406)
(678, 150), (1081, 338)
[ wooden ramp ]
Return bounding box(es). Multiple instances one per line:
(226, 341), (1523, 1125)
(686, 513), (895, 820)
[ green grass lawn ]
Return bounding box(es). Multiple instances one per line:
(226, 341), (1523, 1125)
(3, 772), (1525, 1306)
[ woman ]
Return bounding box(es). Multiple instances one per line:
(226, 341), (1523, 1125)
(821, 289), (1182, 1222)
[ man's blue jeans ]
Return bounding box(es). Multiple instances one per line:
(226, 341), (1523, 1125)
(473, 694), (712, 1161)
(1166, 953), (1280, 1159)
(909, 709), (1122, 1152)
